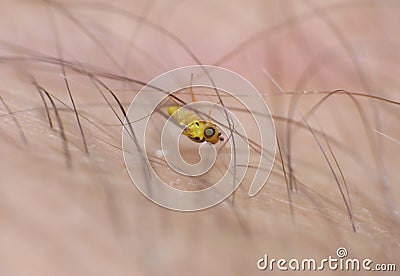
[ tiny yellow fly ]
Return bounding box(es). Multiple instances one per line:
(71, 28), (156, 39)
(167, 80), (224, 144)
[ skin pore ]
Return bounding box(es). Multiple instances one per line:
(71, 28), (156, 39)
(1, 0), (399, 275)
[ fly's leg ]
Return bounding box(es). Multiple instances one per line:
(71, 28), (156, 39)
(168, 73), (195, 107)
(190, 73), (196, 103)
(190, 73), (214, 120)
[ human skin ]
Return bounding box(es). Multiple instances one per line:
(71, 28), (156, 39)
(0, 0), (399, 275)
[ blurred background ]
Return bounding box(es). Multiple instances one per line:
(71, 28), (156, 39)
(0, 0), (399, 275)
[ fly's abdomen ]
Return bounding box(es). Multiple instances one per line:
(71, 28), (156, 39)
(168, 106), (199, 126)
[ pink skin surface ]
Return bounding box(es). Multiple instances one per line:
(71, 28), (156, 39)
(0, 1), (399, 275)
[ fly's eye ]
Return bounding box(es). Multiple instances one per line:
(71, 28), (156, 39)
(204, 127), (215, 138)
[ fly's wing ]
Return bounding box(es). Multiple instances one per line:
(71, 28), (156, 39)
(169, 106), (199, 127)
